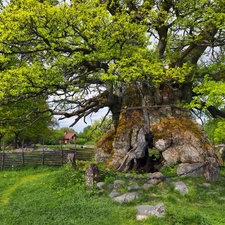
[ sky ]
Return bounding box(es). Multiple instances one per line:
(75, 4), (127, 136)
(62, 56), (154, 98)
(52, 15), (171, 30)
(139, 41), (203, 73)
(55, 107), (109, 133)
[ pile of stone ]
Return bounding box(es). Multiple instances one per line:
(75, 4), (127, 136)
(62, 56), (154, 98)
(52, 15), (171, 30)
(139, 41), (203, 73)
(85, 163), (215, 221)
(96, 172), (191, 220)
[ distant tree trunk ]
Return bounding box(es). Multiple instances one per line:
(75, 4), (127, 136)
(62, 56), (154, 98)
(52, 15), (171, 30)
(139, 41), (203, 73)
(0, 134), (4, 150)
(14, 133), (19, 149)
(95, 81), (222, 178)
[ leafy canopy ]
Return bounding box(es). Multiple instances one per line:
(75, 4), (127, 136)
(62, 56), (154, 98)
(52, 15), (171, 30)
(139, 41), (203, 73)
(0, 0), (225, 125)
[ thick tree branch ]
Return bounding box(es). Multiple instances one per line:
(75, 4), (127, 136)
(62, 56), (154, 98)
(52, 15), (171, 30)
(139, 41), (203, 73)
(207, 106), (225, 118)
(52, 90), (117, 125)
(172, 26), (218, 67)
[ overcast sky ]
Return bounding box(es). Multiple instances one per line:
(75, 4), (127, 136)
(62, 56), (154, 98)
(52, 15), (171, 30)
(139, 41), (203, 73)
(55, 107), (109, 133)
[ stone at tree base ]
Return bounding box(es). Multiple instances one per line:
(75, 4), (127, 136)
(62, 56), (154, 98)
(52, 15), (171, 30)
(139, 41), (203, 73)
(142, 183), (154, 190)
(177, 163), (205, 177)
(162, 146), (205, 165)
(135, 203), (166, 220)
(113, 192), (139, 203)
(147, 172), (165, 185)
(148, 172), (164, 179)
(107, 183), (114, 190)
(113, 180), (126, 189)
(171, 181), (188, 195)
(128, 183), (140, 191)
(152, 117), (223, 180)
(201, 183), (211, 189)
(96, 182), (105, 190)
(204, 157), (220, 180)
(109, 190), (121, 198)
(147, 178), (161, 185)
(154, 138), (172, 151)
(153, 117), (207, 165)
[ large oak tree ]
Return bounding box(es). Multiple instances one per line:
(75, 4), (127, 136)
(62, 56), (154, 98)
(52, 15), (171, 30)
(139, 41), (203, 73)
(0, 0), (224, 175)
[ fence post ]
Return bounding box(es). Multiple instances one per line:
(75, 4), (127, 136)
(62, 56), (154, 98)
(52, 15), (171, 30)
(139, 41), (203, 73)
(22, 149), (24, 167)
(42, 148), (44, 166)
(74, 141), (77, 168)
(61, 146), (63, 166)
(1, 150), (4, 169)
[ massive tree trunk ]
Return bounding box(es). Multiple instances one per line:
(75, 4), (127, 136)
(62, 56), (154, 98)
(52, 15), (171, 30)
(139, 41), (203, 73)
(95, 81), (222, 178)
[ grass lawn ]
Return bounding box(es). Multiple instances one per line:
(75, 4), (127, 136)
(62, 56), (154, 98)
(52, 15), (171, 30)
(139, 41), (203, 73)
(0, 164), (225, 225)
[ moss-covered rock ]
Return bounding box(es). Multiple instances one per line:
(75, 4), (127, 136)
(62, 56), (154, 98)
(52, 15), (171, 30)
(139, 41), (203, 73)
(152, 116), (223, 167)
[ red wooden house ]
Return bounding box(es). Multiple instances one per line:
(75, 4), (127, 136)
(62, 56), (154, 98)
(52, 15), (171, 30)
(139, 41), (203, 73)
(63, 132), (78, 145)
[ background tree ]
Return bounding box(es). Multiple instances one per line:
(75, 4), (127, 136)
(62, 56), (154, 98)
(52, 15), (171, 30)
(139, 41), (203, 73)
(60, 127), (75, 134)
(76, 116), (112, 145)
(204, 118), (225, 145)
(0, 0), (224, 175)
(44, 129), (64, 145)
(76, 126), (92, 145)
(0, 97), (54, 148)
(86, 116), (112, 143)
(44, 127), (77, 145)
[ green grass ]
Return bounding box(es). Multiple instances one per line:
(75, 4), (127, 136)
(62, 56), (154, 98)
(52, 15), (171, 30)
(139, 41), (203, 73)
(42, 144), (95, 150)
(0, 165), (225, 225)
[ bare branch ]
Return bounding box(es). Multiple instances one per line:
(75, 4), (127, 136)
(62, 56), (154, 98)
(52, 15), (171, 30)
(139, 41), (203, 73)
(52, 90), (114, 126)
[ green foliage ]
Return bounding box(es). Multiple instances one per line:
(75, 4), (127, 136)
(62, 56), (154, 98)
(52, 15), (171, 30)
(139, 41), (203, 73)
(0, 0), (151, 99)
(43, 127), (76, 145)
(204, 118), (225, 144)
(75, 116), (112, 144)
(59, 127), (75, 134)
(0, 97), (54, 148)
(192, 77), (225, 108)
(44, 129), (64, 145)
(0, 0), (204, 96)
(76, 126), (93, 145)
(0, 0), (225, 138)
(76, 137), (87, 145)
(86, 116), (112, 142)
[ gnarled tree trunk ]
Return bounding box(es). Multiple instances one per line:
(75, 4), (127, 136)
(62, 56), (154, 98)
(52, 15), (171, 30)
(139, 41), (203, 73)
(95, 81), (222, 179)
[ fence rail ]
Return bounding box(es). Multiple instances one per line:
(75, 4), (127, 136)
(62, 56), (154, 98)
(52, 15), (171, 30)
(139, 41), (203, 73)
(0, 149), (94, 168)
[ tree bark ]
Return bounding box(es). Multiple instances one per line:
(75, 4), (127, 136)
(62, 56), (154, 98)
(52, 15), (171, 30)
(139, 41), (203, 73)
(95, 81), (222, 179)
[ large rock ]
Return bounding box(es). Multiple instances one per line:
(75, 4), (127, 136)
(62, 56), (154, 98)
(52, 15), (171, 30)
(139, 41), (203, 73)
(154, 139), (172, 152)
(109, 190), (121, 198)
(171, 181), (188, 195)
(147, 172), (165, 185)
(113, 180), (126, 189)
(128, 183), (141, 191)
(177, 163), (205, 177)
(152, 117), (222, 175)
(113, 192), (139, 203)
(136, 203), (166, 220)
(204, 157), (220, 180)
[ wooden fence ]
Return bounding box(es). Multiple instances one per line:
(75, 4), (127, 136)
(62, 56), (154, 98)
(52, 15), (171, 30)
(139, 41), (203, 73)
(0, 149), (94, 169)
